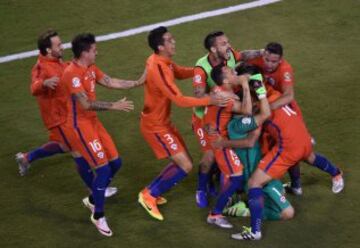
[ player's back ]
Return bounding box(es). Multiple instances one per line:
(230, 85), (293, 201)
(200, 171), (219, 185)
(203, 99), (233, 139)
(31, 55), (68, 129)
(141, 54), (174, 130)
(264, 105), (311, 159)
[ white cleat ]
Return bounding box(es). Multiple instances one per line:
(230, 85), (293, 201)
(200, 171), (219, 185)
(90, 215), (113, 237)
(207, 214), (233, 229)
(231, 226), (261, 241)
(82, 197), (95, 213)
(332, 172), (344, 194)
(105, 187), (118, 198)
(15, 152), (30, 176)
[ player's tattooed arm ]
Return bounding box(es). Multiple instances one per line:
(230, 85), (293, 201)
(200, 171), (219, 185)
(74, 92), (113, 111)
(240, 49), (264, 62)
(74, 92), (134, 112)
(98, 69), (146, 89)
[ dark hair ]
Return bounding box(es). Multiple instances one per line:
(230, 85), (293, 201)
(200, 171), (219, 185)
(211, 64), (226, 86)
(148, 26), (168, 53)
(265, 42), (283, 57)
(204, 31), (224, 51)
(235, 63), (261, 76)
(71, 33), (96, 59)
(236, 64), (262, 99)
(38, 29), (58, 56)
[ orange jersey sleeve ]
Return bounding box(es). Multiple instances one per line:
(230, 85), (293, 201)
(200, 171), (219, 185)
(173, 63), (194, 79)
(30, 62), (47, 96)
(93, 65), (105, 82)
(155, 63), (210, 108)
(278, 63), (294, 87)
(192, 66), (207, 89)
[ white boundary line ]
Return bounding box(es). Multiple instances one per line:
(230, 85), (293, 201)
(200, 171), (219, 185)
(0, 0), (281, 64)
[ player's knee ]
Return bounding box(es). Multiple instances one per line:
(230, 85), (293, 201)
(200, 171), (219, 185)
(281, 206), (295, 220)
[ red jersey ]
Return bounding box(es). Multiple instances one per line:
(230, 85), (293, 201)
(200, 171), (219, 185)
(203, 87), (234, 138)
(141, 53), (210, 132)
(61, 61), (105, 124)
(30, 55), (68, 129)
(264, 105), (312, 160)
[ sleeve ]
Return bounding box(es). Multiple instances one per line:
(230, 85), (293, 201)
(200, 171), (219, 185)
(173, 63), (194, 79)
(231, 48), (242, 62)
(94, 65), (105, 82)
(280, 65), (294, 87)
(154, 64), (210, 107)
(229, 116), (258, 135)
(192, 66), (207, 88)
(30, 63), (47, 96)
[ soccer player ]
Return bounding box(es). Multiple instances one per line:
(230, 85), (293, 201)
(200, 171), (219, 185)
(193, 31), (264, 207)
(213, 65), (294, 221)
(138, 26), (231, 221)
(15, 30), (69, 176)
(201, 64), (258, 228)
(230, 68), (344, 241)
(61, 33), (136, 236)
(248, 42), (303, 194)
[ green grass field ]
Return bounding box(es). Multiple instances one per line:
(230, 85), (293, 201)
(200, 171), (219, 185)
(1, 0), (360, 247)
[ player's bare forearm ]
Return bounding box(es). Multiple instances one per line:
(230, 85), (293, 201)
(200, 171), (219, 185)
(74, 92), (112, 111)
(270, 93), (294, 110)
(240, 49), (264, 62)
(98, 75), (142, 89)
(255, 98), (271, 125)
(240, 85), (252, 115)
(89, 101), (113, 111)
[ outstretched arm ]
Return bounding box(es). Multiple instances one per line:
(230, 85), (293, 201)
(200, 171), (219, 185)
(74, 91), (134, 112)
(240, 49), (264, 62)
(97, 69), (146, 89)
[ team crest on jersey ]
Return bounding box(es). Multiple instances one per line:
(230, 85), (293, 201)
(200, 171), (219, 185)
(242, 117), (252, 125)
(284, 72), (292, 82)
(194, 74), (202, 84)
(72, 77), (81, 88)
(267, 77), (276, 86)
(91, 71), (96, 78)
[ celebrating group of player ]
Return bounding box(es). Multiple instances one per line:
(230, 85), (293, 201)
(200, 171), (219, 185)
(16, 26), (344, 240)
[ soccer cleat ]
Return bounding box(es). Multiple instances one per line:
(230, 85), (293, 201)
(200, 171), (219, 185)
(90, 214), (113, 237)
(138, 189), (164, 221)
(156, 196), (167, 205)
(82, 197), (95, 213)
(16, 152), (30, 176)
(105, 187), (118, 198)
(231, 226), (261, 241)
(207, 214), (233, 229)
(283, 182), (303, 196)
(332, 172), (344, 194)
(196, 190), (208, 208)
(223, 201), (250, 217)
